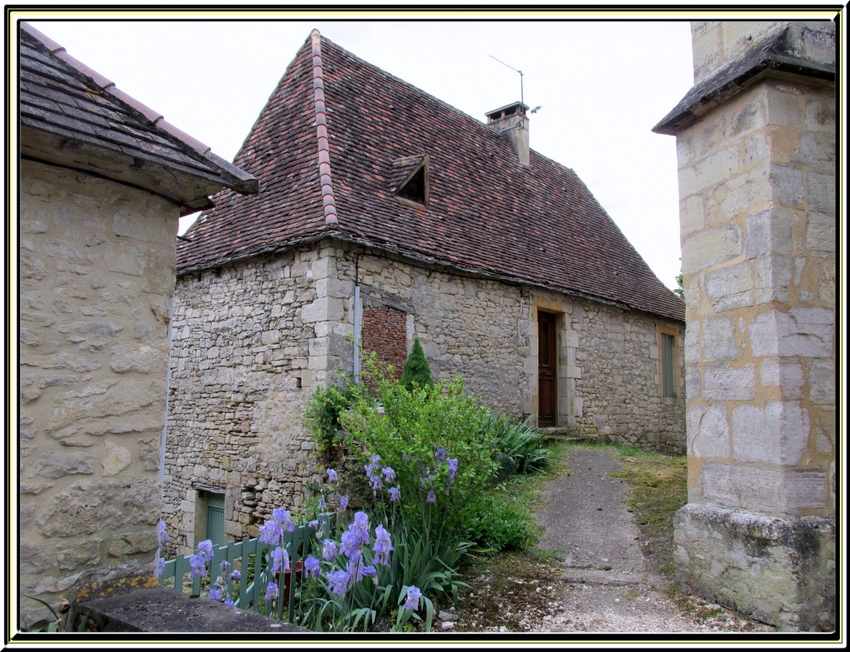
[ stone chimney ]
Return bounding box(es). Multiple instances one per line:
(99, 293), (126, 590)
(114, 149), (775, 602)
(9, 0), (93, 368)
(486, 102), (529, 166)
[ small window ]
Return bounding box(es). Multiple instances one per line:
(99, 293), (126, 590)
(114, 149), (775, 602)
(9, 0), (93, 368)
(397, 166), (426, 203)
(658, 326), (679, 399)
(661, 334), (675, 398)
(391, 154), (429, 207)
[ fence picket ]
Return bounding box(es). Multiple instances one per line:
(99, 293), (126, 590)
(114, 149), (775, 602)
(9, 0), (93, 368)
(161, 517), (335, 624)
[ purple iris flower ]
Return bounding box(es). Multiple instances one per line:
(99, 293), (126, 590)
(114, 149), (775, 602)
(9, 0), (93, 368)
(447, 458), (458, 479)
(434, 447), (447, 461)
(327, 570), (350, 596)
(208, 588), (222, 602)
(326, 468), (339, 483)
(339, 530), (359, 558)
(381, 467), (396, 482)
(403, 585), (422, 611)
(322, 539), (338, 561)
(272, 508), (296, 532)
(352, 511), (370, 545)
(197, 539), (214, 562)
(270, 546), (289, 574)
(389, 486), (400, 502)
(426, 490), (437, 503)
(189, 553), (207, 579)
(369, 474), (383, 491)
(347, 550), (364, 582)
(372, 524), (394, 566)
(157, 520), (170, 543)
(304, 556), (321, 579)
(258, 520), (283, 546)
(229, 570), (241, 581)
(338, 496), (349, 510)
(265, 581), (279, 601)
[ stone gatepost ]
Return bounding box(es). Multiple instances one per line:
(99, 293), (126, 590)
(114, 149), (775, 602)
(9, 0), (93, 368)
(654, 21), (836, 631)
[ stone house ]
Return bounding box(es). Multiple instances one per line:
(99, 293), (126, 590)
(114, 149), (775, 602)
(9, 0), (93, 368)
(163, 30), (686, 552)
(16, 22), (256, 624)
(654, 21), (836, 630)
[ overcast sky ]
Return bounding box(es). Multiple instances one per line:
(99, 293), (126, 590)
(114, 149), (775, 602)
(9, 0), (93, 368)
(27, 16), (696, 289)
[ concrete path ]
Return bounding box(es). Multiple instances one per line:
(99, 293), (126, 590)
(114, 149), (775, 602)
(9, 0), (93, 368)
(529, 447), (772, 633)
(536, 448), (651, 586)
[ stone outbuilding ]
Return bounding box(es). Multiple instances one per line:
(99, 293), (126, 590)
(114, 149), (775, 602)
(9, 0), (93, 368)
(16, 22), (256, 626)
(163, 30), (686, 552)
(654, 20), (836, 631)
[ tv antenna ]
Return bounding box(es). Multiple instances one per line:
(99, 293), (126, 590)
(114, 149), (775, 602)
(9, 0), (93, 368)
(489, 54), (525, 109)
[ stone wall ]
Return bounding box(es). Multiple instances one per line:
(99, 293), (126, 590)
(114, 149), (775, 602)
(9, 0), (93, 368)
(163, 245), (335, 554)
(344, 247), (530, 417)
(570, 301), (686, 454)
(164, 238), (686, 548)
(342, 246), (685, 454)
(19, 160), (175, 622)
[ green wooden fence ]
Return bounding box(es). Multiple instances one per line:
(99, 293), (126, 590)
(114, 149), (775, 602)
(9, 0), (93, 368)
(157, 514), (335, 624)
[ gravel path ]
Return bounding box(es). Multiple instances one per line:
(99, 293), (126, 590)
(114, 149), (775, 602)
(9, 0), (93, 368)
(449, 447), (776, 635)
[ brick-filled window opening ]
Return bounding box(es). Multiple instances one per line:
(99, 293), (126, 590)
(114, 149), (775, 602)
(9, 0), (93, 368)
(361, 306), (408, 378)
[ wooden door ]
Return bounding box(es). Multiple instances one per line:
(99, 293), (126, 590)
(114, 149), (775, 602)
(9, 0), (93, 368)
(538, 311), (557, 427)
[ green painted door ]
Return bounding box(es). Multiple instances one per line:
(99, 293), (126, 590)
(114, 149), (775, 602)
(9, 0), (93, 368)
(206, 493), (225, 546)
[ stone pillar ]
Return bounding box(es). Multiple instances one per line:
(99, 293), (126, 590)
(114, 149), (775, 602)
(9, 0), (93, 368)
(654, 21), (835, 631)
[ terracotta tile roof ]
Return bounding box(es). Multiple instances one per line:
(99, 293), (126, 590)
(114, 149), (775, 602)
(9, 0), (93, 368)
(178, 30), (684, 322)
(19, 23), (257, 214)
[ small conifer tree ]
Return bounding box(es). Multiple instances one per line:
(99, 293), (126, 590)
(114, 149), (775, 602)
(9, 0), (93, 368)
(400, 338), (433, 389)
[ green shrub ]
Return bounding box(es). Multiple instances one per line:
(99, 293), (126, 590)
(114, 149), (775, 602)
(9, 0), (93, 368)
(457, 491), (535, 552)
(483, 411), (552, 477)
(338, 356), (497, 561)
(305, 382), (357, 462)
(399, 338), (433, 390)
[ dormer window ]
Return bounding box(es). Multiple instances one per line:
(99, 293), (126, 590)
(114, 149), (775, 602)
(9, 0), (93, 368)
(391, 154), (429, 207)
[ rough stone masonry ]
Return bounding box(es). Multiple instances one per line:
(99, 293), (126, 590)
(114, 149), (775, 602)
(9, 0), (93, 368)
(18, 161), (175, 622)
(163, 240), (685, 554)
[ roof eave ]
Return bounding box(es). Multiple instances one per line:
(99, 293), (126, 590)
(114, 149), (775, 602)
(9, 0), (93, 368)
(20, 22), (258, 199)
(653, 26), (835, 136)
(178, 229), (685, 323)
(21, 124), (238, 216)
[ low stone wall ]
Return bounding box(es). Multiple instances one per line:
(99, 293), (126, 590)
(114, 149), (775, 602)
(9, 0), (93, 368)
(69, 584), (308, 633)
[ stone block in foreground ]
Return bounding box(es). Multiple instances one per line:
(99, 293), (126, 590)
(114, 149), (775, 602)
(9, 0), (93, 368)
(673, 504), (835, 631)
(70, 585), (310, 633)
